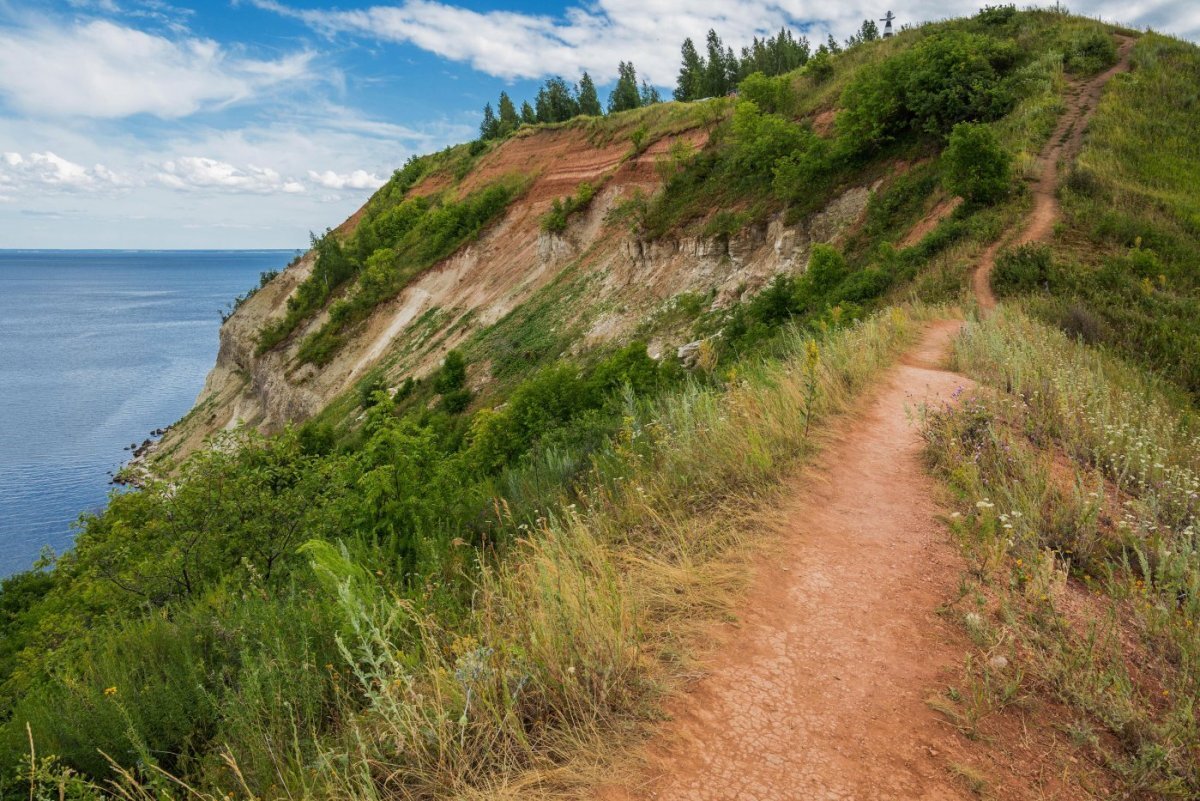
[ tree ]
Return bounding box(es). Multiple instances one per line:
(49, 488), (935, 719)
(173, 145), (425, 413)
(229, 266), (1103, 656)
(846, 19), (879, 48)
(639, 80), (661, 106)
(608, 61), (641, 113)
(434, 349), (467, 394)
(479, 102), (499, 140)
(520, 100), (537, 124)
(537, 76), (580, 122)
(942, 122), (1012, 204)
(675, 37), (705, 101)
(577, 71), (602, 116)
(497, 91), (520, 135)
(703, 29), (730, 96)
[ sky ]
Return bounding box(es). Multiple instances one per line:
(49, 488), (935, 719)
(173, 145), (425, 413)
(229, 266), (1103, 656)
(0, 0), (1195, 249)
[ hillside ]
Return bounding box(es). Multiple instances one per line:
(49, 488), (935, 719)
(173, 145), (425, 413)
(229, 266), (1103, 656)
(5, 8), (1200, 801)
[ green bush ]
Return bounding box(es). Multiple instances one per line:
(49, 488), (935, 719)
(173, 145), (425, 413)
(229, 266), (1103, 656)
(838, 31), (1018, 150)
(941, 122), (1012, 204)
(541, 181), (597, 233)
(434, 349), (468, 394)
(806, 244), (850, 296)
(737, 72), (794, 115)
(1065, 29), (1117, 74)
(992, 243), (1052, 293)
(976, 4), (1017, 26)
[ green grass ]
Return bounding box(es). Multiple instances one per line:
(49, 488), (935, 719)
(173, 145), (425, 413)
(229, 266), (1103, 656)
(999, 33), (1200, 399)
(924, 308), (1200, 797)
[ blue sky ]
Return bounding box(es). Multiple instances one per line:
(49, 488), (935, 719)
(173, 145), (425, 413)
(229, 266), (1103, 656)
(1, 0), (1195, 249)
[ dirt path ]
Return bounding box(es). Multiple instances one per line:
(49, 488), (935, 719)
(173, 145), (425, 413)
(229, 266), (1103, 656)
(599, 37), (1137, 801)
(602, 321), (976, 800)
(973, 36), (1134, 311)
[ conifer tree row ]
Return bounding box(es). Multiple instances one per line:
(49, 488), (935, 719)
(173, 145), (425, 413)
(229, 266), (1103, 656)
(479, 63), (660, 140)
(479, 19), (888, 141)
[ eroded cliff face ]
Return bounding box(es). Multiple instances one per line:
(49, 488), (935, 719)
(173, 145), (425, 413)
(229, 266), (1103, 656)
(153, 125), (875, 469)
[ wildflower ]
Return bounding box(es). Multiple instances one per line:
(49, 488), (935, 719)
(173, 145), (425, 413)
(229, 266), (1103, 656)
(104, 686), (117, 696)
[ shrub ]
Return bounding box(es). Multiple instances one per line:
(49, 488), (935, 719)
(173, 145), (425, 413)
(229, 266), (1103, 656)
(541, 181), (597, 233)
(1057, 302), (1108, 344)
(738, 72), (793, 115)
(838, 31), (1018, 150)
(1065, 29), (1117, 74)
(806, 50), (834, 82)
(942, 122), (1012, 204)
(806, 244), (850, 296)
(976, 4), (1017, 26)
(992, 243), (1051, 293)
(730, 100), (812, 183)
(439, 388), (473, 414)
(434, 349), (467, 394)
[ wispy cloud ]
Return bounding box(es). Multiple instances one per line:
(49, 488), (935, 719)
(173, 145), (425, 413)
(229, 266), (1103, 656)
(307, 169), (386, 190)
(1, 151), (130, 190)
(254, 0), (1197, 85)
(0, 19), (314, 119)
(157, 156), (306, 194)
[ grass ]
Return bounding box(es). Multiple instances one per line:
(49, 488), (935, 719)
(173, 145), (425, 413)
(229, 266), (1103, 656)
(19, 306), (932, 800)
(922, 308), (1200, 798)
(1003, 33), (1200, 399)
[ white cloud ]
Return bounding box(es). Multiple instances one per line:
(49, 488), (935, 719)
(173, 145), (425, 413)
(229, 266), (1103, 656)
(0, 150), (129, 190)
(157, 156), (306, 194)
(0, 19), (314, 119)
(257, 0), (1197, 85)
(307, 168), (385, 190)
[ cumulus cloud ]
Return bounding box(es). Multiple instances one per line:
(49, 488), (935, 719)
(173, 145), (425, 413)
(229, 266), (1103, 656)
(307, 169), (386, 190)
(0, 19), (314, 119)
(0, 150), (129, 190)
(157, 157), (306, 194)
(256, 0), (1195, 84)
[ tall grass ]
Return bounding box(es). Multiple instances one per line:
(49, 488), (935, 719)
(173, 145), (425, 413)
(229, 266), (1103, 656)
(288, 306), (930, 799)
(924, 308), (1200, 796)
(25, 307), (931, 800)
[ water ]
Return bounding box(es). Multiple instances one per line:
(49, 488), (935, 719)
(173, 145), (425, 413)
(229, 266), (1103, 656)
(0, 250), (295, 577)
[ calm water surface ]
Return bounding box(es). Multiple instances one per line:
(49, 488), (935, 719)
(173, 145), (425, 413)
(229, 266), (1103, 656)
(0, 250), (294, 576)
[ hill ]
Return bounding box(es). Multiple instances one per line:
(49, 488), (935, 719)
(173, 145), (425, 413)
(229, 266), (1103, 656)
(4, 8), (1200, 800)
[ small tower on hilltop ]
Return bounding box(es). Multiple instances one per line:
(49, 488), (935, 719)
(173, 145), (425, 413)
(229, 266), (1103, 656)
(880, 10), (896, 38)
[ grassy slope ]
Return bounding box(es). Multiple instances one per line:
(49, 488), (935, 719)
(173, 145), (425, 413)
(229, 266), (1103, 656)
(8, 11), (1198, 801)
(920, 32), (1200, 801)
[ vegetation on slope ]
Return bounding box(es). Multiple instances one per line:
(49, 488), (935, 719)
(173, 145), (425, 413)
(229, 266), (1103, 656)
(994, 33), (1200, 397)
(3, 8), (1185, 799)
(915, 32), (1200, 801)
(925, 309), (1200, 797)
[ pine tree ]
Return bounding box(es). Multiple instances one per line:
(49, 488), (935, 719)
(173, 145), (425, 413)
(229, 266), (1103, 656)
(540, 76), (580, 122)
(479, 102), (499, 140)
(577, 71), (602, 116)
(497, 91), (520, 135)
(520, 100), (536, 125)
(703, 29), (729, 97)
(608, 61), (641, 113)
(675, 37), (705, 101)
(639, 80), (661, 106)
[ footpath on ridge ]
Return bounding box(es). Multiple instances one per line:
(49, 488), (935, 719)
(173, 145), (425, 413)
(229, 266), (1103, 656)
(600, 37), (1133, 801)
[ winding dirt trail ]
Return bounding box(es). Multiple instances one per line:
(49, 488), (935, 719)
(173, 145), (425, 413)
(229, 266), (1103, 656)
(600, 38), (1135, 801)
(973, 36), (1134, 311)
